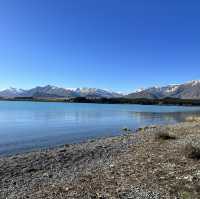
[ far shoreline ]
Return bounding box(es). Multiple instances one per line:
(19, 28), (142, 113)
(1, 96), (200, 106)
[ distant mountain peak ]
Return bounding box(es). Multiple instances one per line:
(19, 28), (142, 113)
(187, 80), (200, 86)
(127, 80), (200, 99)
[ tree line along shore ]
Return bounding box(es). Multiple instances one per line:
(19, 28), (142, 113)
(1, 96), (200, 106)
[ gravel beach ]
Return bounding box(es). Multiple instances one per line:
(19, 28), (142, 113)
(1, 121), (200, 199)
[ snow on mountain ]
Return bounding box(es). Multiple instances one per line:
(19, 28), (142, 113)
(186, 80), (200, 86)
(135, 88), (145, 93)
(165, 85), (179, 93)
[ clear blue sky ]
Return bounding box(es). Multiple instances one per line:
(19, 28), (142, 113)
(0, 0), (200, 92)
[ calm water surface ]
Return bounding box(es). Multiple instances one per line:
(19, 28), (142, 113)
(1, 101), (200, 155)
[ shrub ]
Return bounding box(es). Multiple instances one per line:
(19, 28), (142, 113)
(122, 127), (131, 132)
(155, 131), (176, 140)
(181, 191), (193, 199)
(184, 143), (200, 160)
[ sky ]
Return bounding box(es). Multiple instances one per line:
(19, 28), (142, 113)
(0, 0), (200, 92)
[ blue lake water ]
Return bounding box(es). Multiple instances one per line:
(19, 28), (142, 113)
(1, 101), (200, 156)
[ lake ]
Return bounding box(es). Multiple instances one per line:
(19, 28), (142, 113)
(1, 101), (200, 156)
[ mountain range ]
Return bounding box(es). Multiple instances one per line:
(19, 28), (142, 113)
(126, 80), (200, 99)
(1, 80), (200, 99)
(0, 85), (123, 99)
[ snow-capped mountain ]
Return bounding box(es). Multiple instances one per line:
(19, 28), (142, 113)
(22, 85), (78, 98)
(0, 87), (26, 98)
(0, 85), (123, 98)
(126, 80), (200, 99)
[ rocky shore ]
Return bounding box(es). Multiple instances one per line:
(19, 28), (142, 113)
(1, 121), (200, 199)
